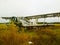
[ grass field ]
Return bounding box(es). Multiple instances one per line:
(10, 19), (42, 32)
(0, 23), (60, 45)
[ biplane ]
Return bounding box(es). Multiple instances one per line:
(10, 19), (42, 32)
(1, 12), (60, 30)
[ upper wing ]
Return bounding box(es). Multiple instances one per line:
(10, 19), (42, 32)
(25, 12), (60, 19)
(2, 17), (12, 19)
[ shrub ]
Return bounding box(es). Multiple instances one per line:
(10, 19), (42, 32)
(0, 23), (31, 45)
(31, 28), (57, 45)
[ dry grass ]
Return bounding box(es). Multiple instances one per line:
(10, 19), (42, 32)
(0, 23), (60, 45)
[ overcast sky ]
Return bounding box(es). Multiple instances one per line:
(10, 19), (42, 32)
(0, 0), (60, 17)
